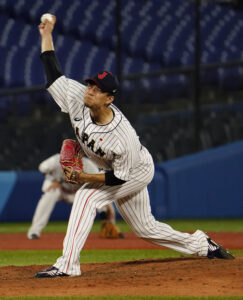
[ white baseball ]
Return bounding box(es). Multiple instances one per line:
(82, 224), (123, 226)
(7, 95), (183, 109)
(41, 13), (55, 24)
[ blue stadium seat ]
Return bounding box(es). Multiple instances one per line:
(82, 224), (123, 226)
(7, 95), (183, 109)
(19, 23), (40, 49)
(61, 1), (85, 33)
(4, 45), (27, 87)
(145, 17), (176, 64)
(94, 1), (115, 48)
(0, 17), (15, 47)
(120, 1), (143, 55)
(30, 0), (64, 23)
(24, 45), (44, 86)
(10, 0), (41, 22)
(63, 40), (93, 79)
(55, 35), (77, 69)
(88, 46), (115, 76)
(77, 0), (105, 42)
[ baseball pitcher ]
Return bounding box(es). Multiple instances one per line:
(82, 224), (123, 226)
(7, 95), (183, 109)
(35, 14), (234, 278)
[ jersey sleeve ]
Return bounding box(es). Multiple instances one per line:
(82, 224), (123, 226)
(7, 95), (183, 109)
(47, 75), (86, 113)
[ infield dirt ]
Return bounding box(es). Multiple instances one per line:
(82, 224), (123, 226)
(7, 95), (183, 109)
(0, 232), (243, 297)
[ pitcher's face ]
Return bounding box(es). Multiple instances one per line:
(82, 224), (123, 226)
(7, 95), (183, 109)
(84, 84), (113, 109)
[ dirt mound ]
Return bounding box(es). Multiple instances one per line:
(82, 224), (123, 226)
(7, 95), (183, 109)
(0, 256), (243, 297)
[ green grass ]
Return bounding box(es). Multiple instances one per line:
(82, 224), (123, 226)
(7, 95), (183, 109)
(1, 218), (243, 234)
(0, 249), (188, 267)
(0, 295), (243, 300)
(0, 249), (242, 267)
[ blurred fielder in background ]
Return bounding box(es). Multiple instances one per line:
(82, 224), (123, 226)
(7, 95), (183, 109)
(27, 153), (123, 240)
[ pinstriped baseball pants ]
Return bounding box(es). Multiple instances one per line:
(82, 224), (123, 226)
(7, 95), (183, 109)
(54, 164), (208, 276)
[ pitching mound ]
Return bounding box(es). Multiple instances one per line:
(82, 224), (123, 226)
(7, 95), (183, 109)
(0, 256), (243, 297)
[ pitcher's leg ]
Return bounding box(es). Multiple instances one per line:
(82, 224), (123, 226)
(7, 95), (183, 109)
(115, 188), (208, 256)
(54, 184), (101, 275)
(53, 180), (145, 276)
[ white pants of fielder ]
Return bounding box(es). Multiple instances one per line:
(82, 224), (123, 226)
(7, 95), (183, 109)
(27, 157), (109, 239)
(27, 187), (113, 239)
(54, 157), (209, 276)
(27, 185), (74, 239)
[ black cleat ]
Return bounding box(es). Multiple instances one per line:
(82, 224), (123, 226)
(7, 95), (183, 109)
(207, 238), (235, 259)
(35, 266), (69, 278)
(29, 234), (39, 240)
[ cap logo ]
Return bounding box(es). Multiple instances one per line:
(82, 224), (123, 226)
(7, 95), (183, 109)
(98, 72), (108, 79)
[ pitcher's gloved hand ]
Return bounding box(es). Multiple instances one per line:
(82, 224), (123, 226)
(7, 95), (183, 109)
(60, 139), (83, 184)
(63, 166), (82, 184)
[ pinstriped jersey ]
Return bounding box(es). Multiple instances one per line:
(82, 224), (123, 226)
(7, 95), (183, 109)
(47, 75), (153, 181)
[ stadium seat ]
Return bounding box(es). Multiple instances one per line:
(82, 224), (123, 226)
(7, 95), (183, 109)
(4, 45), (26, 87)
(24, 44), (44, 86)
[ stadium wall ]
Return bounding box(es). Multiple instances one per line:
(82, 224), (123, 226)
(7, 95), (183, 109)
(0, 141), (243, 222)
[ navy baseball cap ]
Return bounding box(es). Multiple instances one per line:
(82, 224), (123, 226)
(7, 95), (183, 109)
(85, 71), (118, 95)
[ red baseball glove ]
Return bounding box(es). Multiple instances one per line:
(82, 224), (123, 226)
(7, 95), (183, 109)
(60, 139), (83, 184)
